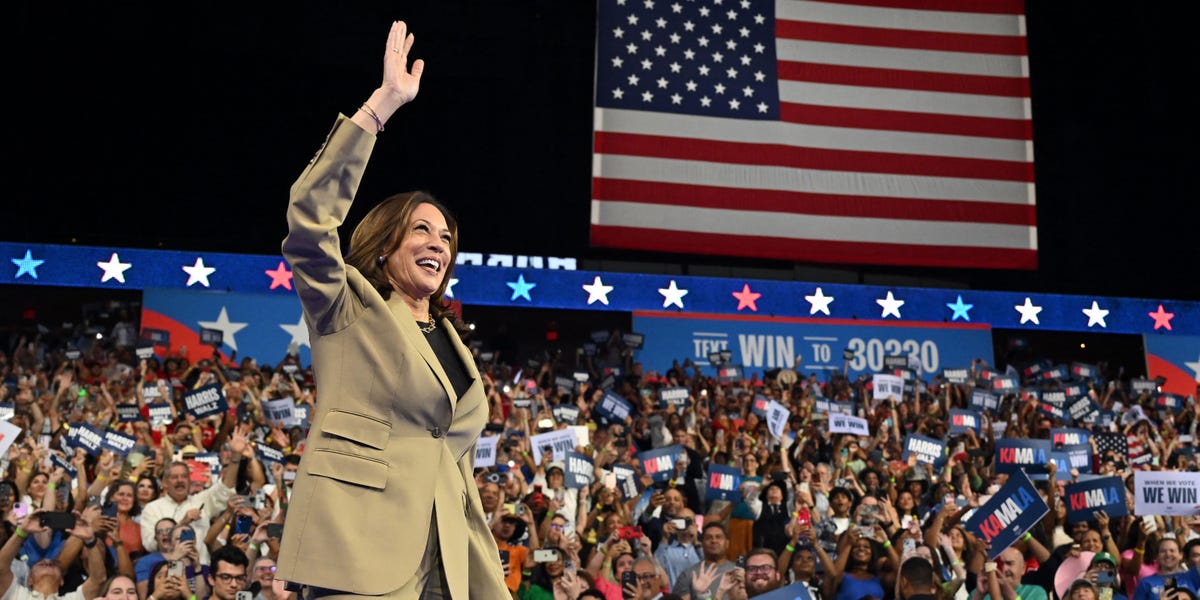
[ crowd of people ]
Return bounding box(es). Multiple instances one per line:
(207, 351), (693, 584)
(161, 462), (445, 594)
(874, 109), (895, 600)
(1, 318), (1198, 600)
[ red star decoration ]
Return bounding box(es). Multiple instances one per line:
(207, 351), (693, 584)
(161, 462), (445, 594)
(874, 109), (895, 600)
(265, 261), (294, 291)
(732, 283), (761, 312)
(1148, 304), (1174, 330)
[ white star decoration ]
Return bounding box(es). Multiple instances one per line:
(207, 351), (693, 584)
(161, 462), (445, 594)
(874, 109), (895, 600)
(182, 257), (216, 287)
(804, 287), (834, 316)
(444, 278), (459, 298)
(1082, 300), (1110, 328)
(876, 291), (904, 319)
(198, 307), (249, 352)
(658, 280), (689, 309)
(97, 253), (132, 283)
(279, 314), (311, 350)
(582, 276), (615, 305)
(1015, 297), (1042, 325)
(1186, 355), (1200, 383)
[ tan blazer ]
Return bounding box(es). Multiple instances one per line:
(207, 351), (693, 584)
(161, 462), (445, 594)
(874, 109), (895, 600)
(275, 115), (508, 599)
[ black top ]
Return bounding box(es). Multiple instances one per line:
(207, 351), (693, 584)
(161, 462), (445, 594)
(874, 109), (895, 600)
(421, 322), (472, 400)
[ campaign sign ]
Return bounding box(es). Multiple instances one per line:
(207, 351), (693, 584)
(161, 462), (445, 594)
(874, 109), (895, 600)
(199, 327), (223, 346)
(943, 368), (970, 384)
(1037, 399), (1067, 422)
(991, 376), (1019, 392)
(965, 471), (1049, 559)
(1042, 391), (1067, 405)
(706, 462), (742, 502)
(766, 399), (789, 441)
(1047, 452), (1073, 482)
(611, 462), (641, 500)
(1051, 428), (1091, 448)
(101, 429), (138, 457)
(1019, 388), (1041, 403)
(50, 452), (78, 478)
(1041, 365), (1069, 381)
(718, 365), (744, 383)
(555, 376), (576, 395)
(751, 394), (770, 417)
(552, 404), (580, 425)
(632, 313), (993, 381)
(0, 402), (14, 422)
(829, 413), (870, 436)
(474, 436), (498, 468)
(994, 439), (1052, 474)
(1065, 476), (1127, 523)
(1131, 378), (1157, 394)
(256, 444), (284, 466)
(511, 397), (532, 410)
(638, 445), (683, 483)
(902, 434), (947, 470)
(115, 404), (141, 423)
(831, 401), (855, 416)
(1062, 384), (1087, 399)
(1134, 471), (1200, 516)
(135, 344), (156, 360)
(873, 374), (904, 400)
(1067, 396), (1101, 423)
(595, 391), (632, 424)
(1071, 362), (1099, 379)
(141, 327), (170, 346)
(969, 389), (999, 413)
(144, 401), (173, 425)
(564, 451), (595, 489)
(1157, 394), (1186, 413)
(949, 409), (983, 436)
(263, 398), (299, 427)
(69, 423), (104, 456)
(531, 428), (580, 464)
(622, 332), (645, 349)
(1064, 444), (1092, 472)
(141, 382), (165, 402)
(659, 387), (690, 410)
(193, 452), (221, 476)
(182, 383), (227, 420)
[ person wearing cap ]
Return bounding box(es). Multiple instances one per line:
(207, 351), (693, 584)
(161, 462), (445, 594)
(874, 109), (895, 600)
(1085, 552), (1127, 600)
(492, 502), (537, 594)
(1066, 578), (1100, 600)
(1132, 537), (1200, 600)
(530, 460), (578, 528)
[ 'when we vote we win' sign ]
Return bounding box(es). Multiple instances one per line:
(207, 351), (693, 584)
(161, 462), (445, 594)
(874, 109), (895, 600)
(1135, 471), (1200, 516)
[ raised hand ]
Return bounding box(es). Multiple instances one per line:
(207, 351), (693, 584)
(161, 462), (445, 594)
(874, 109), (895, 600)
(382, 21), (424, 107)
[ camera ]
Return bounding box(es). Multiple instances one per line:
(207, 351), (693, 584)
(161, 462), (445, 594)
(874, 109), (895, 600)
(616, 525), (643, 540)
(533, 548), (559, 563)
(484, 472), (503, 485)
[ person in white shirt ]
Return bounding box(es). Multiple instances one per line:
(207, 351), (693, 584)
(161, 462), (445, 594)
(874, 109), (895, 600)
(139, 428), (252, 563)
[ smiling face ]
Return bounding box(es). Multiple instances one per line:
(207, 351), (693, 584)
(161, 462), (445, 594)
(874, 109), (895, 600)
(382, 202), (453, 307)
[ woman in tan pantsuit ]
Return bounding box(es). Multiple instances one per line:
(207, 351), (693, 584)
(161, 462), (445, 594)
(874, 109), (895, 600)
(274, 21), (509, 600)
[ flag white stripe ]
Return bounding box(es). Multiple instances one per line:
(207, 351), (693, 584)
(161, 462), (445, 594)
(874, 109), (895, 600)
(591, 200), (1037, 249)
(776, 1), (1025, 37)
(596, 108), (1030, 162)
(592, 153), (1031, 205)
(778, 79), (1030, 120)
(776, 38), (1027, 79)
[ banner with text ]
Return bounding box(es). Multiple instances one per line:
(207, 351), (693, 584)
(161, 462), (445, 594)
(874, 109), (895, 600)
(1135, 471), (1200, 516)
(633, 313), (993, 380)
(965, 470), (1050, 559)
(1065, 476), (1128, 523)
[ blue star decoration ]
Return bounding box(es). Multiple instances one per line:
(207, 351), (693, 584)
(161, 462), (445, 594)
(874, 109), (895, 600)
(11, 249), (45, 280)
(506, 273), (537, 302)
(946, 295), (974, 322)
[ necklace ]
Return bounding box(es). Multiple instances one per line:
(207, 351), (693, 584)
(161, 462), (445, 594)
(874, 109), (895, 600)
(418, 314), (437, 334)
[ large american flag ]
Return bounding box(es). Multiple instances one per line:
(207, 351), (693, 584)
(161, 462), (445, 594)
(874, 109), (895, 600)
(590, 0), (1035, 269)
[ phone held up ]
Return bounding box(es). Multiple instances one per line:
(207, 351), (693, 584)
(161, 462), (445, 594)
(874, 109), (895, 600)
(533, 548), (559, 563)
(40, 511), (76, 530)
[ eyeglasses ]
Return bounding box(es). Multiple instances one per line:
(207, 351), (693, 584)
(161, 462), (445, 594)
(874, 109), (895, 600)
(255, 566), (277, 573)
(635, 573), (657, 581)
(746, 564), (776, 574)
(213, 573), (247, 584)
(155, 528), (174, 536)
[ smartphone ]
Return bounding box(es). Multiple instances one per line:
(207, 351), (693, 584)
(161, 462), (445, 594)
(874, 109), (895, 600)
(903, 538), (916, 555)
(858, 525), (874, 538)
(235, 591), (255, 600)
(168, 560), (185, 578)
(603, 472), (617, 490)
(621, 570), (638, 592)
(101, 502), (119, 519)
(12, 502), (30, 520)
(266, 523), (285, 539)
(283, 470), (297, 482)
(178, 528), (196, 543)
(533, 549), (559, 563)
(39, 511), (76, 530)
(670, 518), (688, 530)
(1095, 570), (1114, 585)
(944, 493), (956, 507)
(499, 549), (510, 564)
(1143, 514), (1158, 534)
(233, 514), (255, 536)
(796, 508), (811, 528)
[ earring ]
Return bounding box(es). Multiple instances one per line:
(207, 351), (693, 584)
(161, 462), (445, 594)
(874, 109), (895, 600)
(377, 255), (386, 265)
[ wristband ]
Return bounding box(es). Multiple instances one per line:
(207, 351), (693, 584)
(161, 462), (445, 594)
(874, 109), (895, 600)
(1021, 532), (1032, 542)
(48, 483), (57, 490)
(953, 560), (964, 567)
(785, 544), (795, 553)
(15, 528), (27, 539)
(882, 540), (891, 548)
(1134, 548), (1144, 555)
(82, 537), (98, 548)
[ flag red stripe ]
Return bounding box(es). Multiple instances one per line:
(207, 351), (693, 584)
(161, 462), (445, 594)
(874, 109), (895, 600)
(595, 131), (1034, 181)
(776, 19), (1028, 55)
(779, 101), (1031, 140)
(811, 0), (1027, 16)
(592, 178), (1036, 226)
(778, 60), (1030, 98)
(590, 225), (1037, 269)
